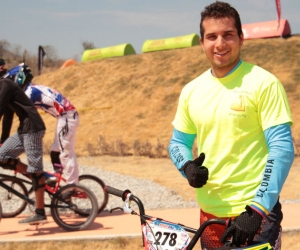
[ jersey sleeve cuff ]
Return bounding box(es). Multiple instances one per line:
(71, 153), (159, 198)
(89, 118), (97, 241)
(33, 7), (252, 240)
(250, 202), (268, 217)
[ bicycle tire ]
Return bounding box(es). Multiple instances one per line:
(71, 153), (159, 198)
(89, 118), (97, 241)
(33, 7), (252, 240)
(0, 178), (28, 218)
(50, 183), (98, 231)
(78, 174), (109, 214)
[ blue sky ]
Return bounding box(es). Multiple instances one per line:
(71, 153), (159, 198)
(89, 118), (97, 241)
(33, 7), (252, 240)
(2, 0), (300, 61)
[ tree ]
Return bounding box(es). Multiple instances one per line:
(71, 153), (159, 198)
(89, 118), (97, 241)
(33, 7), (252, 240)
(0, 39), (10, 58)
(12, 44), (22, 61)
(42, 45), (58, 67)
(82, 40), (96, 51)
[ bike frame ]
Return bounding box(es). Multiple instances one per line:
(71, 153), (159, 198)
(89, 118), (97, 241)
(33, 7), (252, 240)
(13, 169), (64, 194)
(17, 170), (109, 216)
(0, 173), (70, 209)
(13, 169), (87, 199)
(43, 171), (66, 194)
(0, 171), (100, 232)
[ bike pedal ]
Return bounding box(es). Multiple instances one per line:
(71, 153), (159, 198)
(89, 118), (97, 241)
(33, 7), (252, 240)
(29, 221), (47, 225)
(29, 221), (47, 228)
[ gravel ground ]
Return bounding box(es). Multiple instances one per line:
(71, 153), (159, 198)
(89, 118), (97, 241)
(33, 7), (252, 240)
(78, 165), (199, 211)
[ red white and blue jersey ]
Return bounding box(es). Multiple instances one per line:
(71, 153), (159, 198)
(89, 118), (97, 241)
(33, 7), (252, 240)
(24, 83), (76, 118)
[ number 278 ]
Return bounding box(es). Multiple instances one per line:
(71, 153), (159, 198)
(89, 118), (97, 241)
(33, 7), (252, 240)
(154, 231), (177, 246)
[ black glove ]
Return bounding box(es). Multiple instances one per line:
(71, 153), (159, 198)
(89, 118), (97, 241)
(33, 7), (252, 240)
(181, 152), (208, 188)
(220, 205), (263, 247)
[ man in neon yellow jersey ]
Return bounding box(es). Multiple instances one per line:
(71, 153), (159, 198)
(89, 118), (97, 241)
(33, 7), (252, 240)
(168, 1), (294, 249)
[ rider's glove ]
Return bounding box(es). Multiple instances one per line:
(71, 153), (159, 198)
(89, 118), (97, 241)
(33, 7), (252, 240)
(181, 153), (208, 188)
(220, 205), (263, 247)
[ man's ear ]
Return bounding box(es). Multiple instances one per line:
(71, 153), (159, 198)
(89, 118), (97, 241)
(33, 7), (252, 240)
(200, 38), (204, 51)
(240, 33), (244, 45)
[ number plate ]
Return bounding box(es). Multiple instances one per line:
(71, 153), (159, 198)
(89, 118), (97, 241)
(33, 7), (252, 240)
(143, 220), (190, 250)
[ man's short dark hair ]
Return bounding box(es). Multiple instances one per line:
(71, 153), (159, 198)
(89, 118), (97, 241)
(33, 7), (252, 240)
(200, 1), (243, 39)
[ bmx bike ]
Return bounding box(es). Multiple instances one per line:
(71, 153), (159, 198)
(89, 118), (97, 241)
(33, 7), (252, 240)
(105, 186), (273, 250)
(0, 172), (98, 231)
(0, 163), (108, 218)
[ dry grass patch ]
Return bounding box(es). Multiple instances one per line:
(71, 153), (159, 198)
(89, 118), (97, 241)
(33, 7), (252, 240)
(1, 232), (300, 250)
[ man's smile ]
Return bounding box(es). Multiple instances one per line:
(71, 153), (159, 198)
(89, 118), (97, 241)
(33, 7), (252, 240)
(215, 51), (229, 56)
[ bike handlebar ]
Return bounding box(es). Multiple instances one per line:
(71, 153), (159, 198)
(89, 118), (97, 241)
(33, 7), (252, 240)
(105, 185), (146, 215)
(105, 186), (131, 201)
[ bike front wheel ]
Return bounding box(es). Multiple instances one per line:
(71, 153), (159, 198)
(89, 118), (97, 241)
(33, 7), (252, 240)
(78, 174), (109, 215)
(0, 178), (28, 218)
(50, 183), (98, 231)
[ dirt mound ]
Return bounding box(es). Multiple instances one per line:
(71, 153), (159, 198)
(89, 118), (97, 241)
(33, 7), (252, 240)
(11, 35), (300, 156)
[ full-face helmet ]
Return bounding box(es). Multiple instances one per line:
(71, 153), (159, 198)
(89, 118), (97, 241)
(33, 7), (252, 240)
(4, 63), (34, 87)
